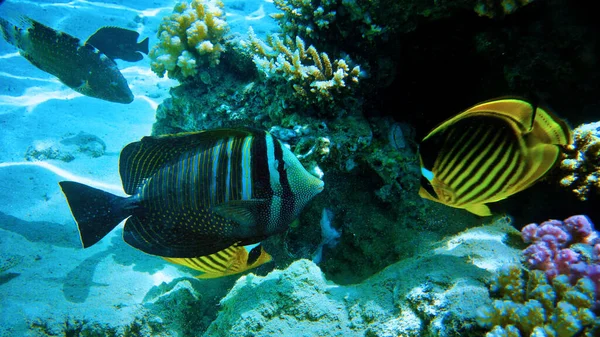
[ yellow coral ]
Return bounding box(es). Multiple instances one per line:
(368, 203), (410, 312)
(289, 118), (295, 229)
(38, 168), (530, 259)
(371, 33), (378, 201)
(149, 0), (229, 80)
(478, 265), (598, 337)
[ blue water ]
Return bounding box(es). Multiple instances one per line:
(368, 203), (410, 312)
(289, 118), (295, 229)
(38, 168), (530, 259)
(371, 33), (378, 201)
(1, 0), (599, 336)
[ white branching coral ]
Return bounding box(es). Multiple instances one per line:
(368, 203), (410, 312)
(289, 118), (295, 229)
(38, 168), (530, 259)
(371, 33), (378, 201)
(149, 0), (229, 80)
(244, 27), (362, 103)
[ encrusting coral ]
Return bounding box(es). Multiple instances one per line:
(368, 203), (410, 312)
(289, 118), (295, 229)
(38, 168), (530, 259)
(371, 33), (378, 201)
(149, 0), (229, 81)
(560, 122), (600, 201)
(243, 27), (362, 104)
(477, 215), (600, 336)
(270, 0), (339, 41)
(477, 265), (598, 337)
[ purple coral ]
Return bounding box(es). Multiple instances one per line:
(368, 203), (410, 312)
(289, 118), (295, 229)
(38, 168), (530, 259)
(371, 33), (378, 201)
(521, 215), (600, 299)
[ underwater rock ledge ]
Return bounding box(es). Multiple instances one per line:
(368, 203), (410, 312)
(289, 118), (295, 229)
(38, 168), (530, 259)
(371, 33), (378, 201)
(204, 219), (521, 337)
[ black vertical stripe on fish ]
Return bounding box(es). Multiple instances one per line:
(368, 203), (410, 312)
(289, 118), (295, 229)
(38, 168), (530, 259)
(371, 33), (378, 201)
(436, 124), (487, 182)
(204, 254), (229, 270)
(462, 140), (520, 205)
(434, 127), (470, 174)
(229, 137), (243, 201)
(442, 127), (495, 187)
(251, 131), (272, 199)
(215, 249), (232, 264)
(213, 139), (230, 205)
(272, 135), (295, 232)
(60, 128), (324, 258)
(456, 134), (511, 204)
(417, 97), (571, 216)
(190, 256), (222, 272)
(452, 127), (506, 195)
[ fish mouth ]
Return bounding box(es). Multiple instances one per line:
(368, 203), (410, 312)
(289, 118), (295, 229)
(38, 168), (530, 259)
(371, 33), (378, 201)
(316, 181), (325, 192)
(112, 90), (134, 104)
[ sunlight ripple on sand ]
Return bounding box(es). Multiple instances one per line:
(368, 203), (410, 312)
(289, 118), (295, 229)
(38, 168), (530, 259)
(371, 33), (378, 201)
(0, 52), (20, 59)
(0, 161), (124, 195)
(0, 71), (60, 83)
(0, 87), (81, 113)
(246, 4), (266, 21)
(17, 0), (171, 17)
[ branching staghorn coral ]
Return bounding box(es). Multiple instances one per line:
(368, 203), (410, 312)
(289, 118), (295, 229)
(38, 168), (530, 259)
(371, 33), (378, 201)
(244, 27), (362, 104)
(149, 0), (229, 81)
(559, 122), (600, 201)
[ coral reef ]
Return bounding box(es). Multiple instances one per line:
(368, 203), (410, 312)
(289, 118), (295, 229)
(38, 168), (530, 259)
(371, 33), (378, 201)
(560, 122), (600, 201)
(521, 215), (600, 300)
(149, 0), (229, 81)
(474, 0), (537, 18)
(205, 219), (522, 337)
(243, 27), (362, 107)
(477, 265), (598, 337)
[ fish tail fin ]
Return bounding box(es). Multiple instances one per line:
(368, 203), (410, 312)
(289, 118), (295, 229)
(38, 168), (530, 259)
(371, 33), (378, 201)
(139, 36), (149, 54)
(59, 181), (133, 248)
(0, 16), (17, 46)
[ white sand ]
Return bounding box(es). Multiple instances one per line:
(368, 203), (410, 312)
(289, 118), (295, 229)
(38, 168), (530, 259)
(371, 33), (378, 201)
(0, 0), (278, 335)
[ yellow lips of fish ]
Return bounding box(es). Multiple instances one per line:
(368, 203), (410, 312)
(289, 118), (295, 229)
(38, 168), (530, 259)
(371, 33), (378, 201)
(418, 97), (572, 216)
(163, 243), (272, 279)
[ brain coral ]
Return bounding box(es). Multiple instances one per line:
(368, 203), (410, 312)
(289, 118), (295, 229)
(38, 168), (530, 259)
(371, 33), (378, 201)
(149, 0), (229, 81)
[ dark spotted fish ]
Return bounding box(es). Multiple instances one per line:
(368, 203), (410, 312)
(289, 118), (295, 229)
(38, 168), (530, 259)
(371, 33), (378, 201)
(418, 98), (571, 216)
(164, 242), (272, 278)
(59, 128), (324, 258)
(0, 16), (133, 103)
(85, 27), (149, 62)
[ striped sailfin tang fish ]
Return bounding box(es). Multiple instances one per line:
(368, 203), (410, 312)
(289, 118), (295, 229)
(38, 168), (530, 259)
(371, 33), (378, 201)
(59, 128), (324, 263)
(418, 97), (571, 216)
(163, 243), (272, 279)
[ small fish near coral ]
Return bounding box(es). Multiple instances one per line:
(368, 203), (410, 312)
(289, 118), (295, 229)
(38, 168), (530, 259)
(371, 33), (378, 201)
(164, 242), (272, 279)
(85, 27), (149, 62)
(0, 15), (134, 103)
(418, 97), (572, 216)
(59, 128), (324, 275)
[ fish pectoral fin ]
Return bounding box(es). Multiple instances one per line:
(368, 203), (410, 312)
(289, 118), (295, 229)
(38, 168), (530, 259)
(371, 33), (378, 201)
(211, 199), (267, 228)
(465, 204), (492, 216)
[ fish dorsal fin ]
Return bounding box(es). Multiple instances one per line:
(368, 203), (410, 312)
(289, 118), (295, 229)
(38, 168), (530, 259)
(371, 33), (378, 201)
(529, 105), (572, 146)
(210, 199), (267, 228)
(462, 98), (536, 133)
(423, 98), (536, 142)
(119, 129), (254, 195)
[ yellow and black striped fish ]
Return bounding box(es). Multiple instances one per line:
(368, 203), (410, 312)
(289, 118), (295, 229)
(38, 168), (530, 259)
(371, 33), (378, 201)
(59, 128), (324, 259)
(164, 242), (272, 279)
(418, 98), (571, 216)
